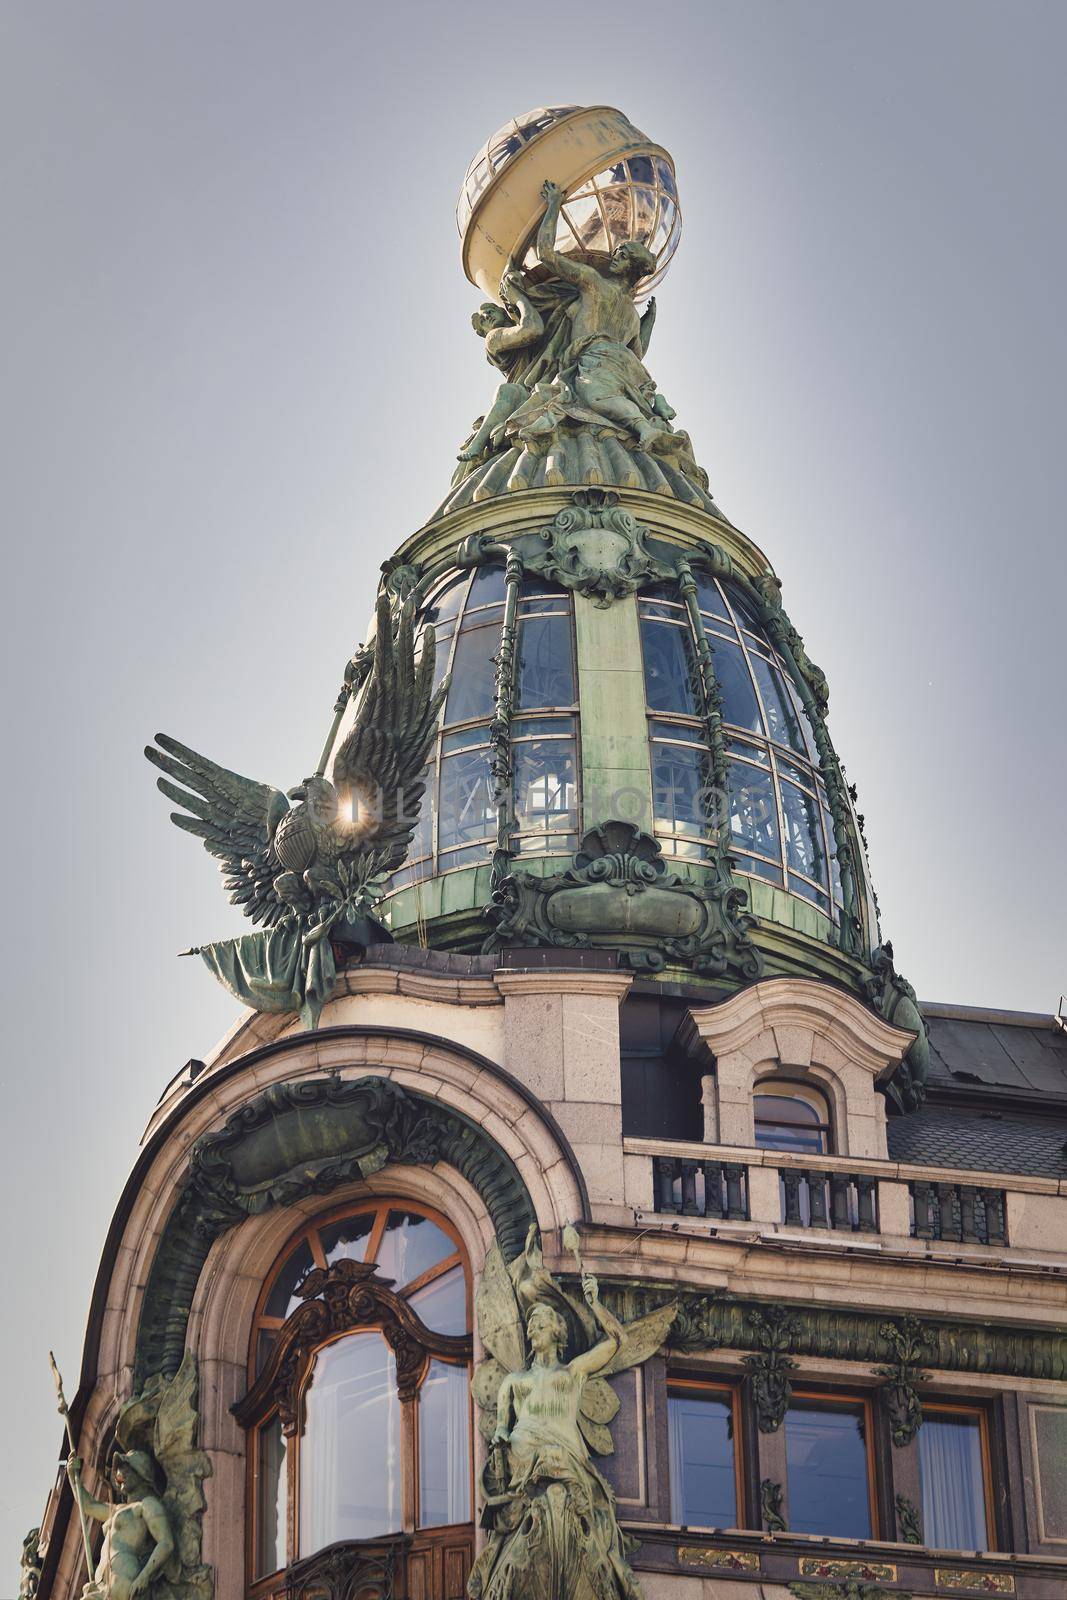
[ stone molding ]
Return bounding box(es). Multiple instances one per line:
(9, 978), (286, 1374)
(492, 968), (635, 1001)
(685, 978), (915, 1076)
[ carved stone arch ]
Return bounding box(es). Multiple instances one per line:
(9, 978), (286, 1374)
(135, 1072), (540, 1386)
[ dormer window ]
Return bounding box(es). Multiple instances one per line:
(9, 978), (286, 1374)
(753, 1081), (832, 1154)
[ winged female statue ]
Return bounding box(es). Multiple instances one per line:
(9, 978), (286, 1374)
(145, 595), (446, 1026)
(469, 1226), (676, 1600)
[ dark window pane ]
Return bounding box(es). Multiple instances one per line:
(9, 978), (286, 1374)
(755, 1093), (823, 1128)
(426, 574), (468, 625)
(641, 618), (699, 715)
(652, 741), (710, 837)
(264, 1239), (315, 1321)
(649, 719), (704, 744)
(919, 1415), (988, 1551)
(515, 613), (574, 710)
(407, 1264), (467, 1336)
(668, 1391), (737, 1528)
(319, 1213), (374, 1267)
(418, 1361), (472, 1528)
(695, 575), (734, 626)
(786, 1401), (871, 1538)
(445, 627), (499, 723)
(513, 738), (578, 836)
(438, 745), (495, 850)
(709, 637), (764, 734)
(255, 1415), (287, 1577)
(466, 565), (507, 609)
(722, 581), (766, 633)
(376, 1211), (456, 1288)
(727, 761), (779, 861)
(732, 853), (782, 886)
(299, 1333), (400, 1551)
(780, 779), (828, 888)
(750, 654), (807, 755)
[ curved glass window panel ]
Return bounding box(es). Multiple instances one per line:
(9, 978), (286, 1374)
(419, 1361), (472, 1528)
(255, 1415), (287, 1577)
(513, 735), (578, 837)
(732, 853), (782, 887)
(445, 626), (499, 725)
(785, 679), (821, 763)
(919, 1413), (988, 1551)
(641, 618), (700, 715)
(709, 637), (764, 734)
(299, 1333), (401, 1552)
(785, 1400), (871, 1539)
(694, 575), (733, 626)
(657, 158), (678, 199)
(668, 1390), (736, 1528)
(755, 1094), (829, 1154)
(780, 779), (829, 889)
(824, 809), (844, 905)
(749, 653), (808, 756)
(727, 761), (779, 860)
(515, 613), (575, 711)
(466, 565), (507, 611)
(651, 741), (710, 839)
(376, 1211), (457, 1289)
(722, 582), (766, 633)
(264, 1239), (315, 1321)
(407, 1264), (467, 1337)
(426, 573), (468, 626)
(319, 1213), (374, 1268)
(438, 744), (494, 854)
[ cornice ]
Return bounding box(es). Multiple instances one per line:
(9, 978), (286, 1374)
(686, 976), (916, 1078)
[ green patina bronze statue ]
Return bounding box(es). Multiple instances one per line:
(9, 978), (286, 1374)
(145, 596), (446, 1026)
(469, 1226), (676, 1600)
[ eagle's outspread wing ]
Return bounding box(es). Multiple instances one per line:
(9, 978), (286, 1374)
(332, 594), (448, 877)
(145, 733), (290, 926)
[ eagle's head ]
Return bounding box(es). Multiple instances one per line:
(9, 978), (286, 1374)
(287, 774), (339, 827)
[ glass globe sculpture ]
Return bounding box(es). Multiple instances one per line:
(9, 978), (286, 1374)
(457, 105), (682, 301)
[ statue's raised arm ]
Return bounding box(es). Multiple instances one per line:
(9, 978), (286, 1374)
(568, 1272), (623, 1377)
(536, 180), (599, 285)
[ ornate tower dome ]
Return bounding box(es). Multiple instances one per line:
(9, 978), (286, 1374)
(358, 107), (928, 1111)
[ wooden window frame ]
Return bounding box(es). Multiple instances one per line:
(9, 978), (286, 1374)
(917, 1400), (997, 1553)
(785, 1387), (880, 1540)
(243, 1200), (473, 1599)
(665, 1375), (747, 1531)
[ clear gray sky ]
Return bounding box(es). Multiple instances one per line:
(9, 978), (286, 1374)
(2, 0), (1065, 1581)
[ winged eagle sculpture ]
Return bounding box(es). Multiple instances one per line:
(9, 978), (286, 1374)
(146, 596), (446, 1027)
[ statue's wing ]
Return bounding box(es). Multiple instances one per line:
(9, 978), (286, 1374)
(476, 1241), (526, 1375)
(152, 1354), (212, 1600)
(577, 1374), (621, 1456)
(599, 1302), (679, 1377)
(471, 1357), (509, 1441)
(331, 596), (448, 878)
(146, 734), (290, 926)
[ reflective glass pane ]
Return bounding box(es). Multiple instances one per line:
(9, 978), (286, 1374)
(749, 654), (807, 755)
(709, 638), (764, 734)
(780, 779), (828, 888)
(438, 746), (494, 851)
(255, 1415), (287, 1577)
(407, 1264), (467, 1336)
(668, 1391), (737, 1528)
(299, 1333), (400, 1552)
(652, 741), (710, 837)
(418, 1361), (472, 1528)
(755, 1095), (828, 1155)
(513, 737), (578, 835)
(785, 1401), (871, 1538)
(641, 618), (699, 715)
(319, 1213), (374, 1267)
(439, 842), (493, 871)
(515, 613), (575, 710)
(722, 582), (766, 632)
(727, 761), (779, 861)
(824, 810), (843, 905)
(694, 575), (733, 625)
(264, 1239), (315, 1321)
(733, 853), (782, 886)
(376, 1211), (456, 1288)
(431, 630), (454, 695)
(426, 574), (467, 625)
(919, 1414), (988, 1551)
(466, 565), (507, 610)
(445, 627), (499, 724)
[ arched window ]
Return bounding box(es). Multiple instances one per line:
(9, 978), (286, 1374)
(391, 570), (579, 886)
(753, 1080), (833, 1154)
(638, 577), (844, 920)
(240, 1201), (473, 1595)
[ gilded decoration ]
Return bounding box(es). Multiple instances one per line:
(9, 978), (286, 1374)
(934, 1573), (1015, 1594)
(468, 1225), (676, 1600)
(678, 1548), (761, 1572)
(798, 1560), (897, 1582)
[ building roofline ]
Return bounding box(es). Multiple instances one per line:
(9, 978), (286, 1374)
(920, 1000), (1059, 1029)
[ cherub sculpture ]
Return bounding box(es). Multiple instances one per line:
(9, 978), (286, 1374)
(468, 1226), (676, 1600)
(145, 596), (447, 1025)
(65, 1355), (210, 1600)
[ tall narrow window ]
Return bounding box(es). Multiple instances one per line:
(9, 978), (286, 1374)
(244, 1201), (473, 1590)
(667, 1382), (739, 1528)
(784, 1395), (874, 1539)
(918, 1407), (993, 1551)
(511, 582), (579, 857)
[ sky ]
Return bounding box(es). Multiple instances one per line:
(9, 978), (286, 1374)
(2, 0), (1065, 1583)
